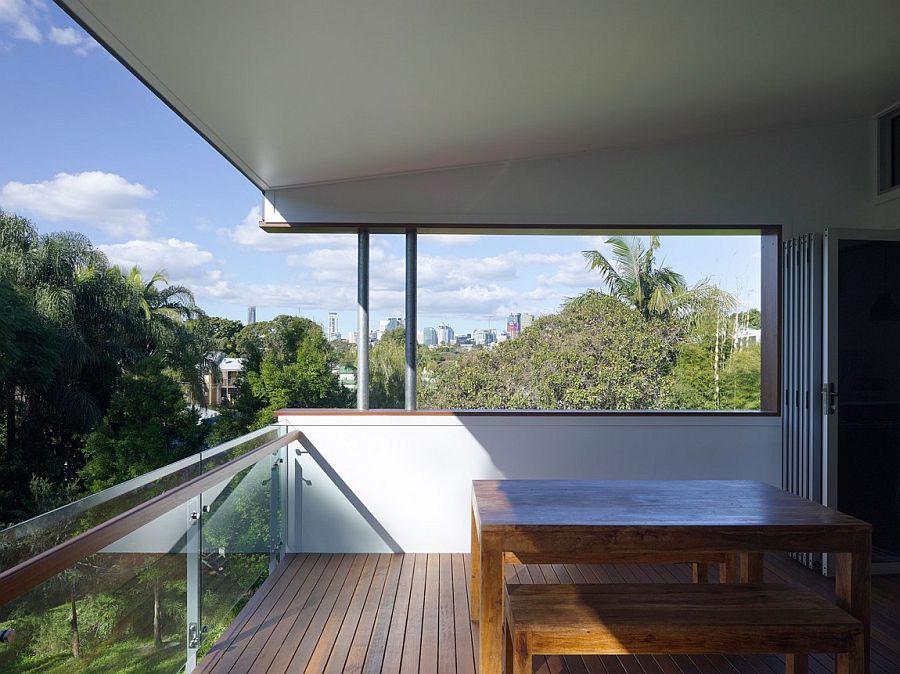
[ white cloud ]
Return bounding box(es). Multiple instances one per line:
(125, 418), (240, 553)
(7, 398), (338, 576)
(423, 234), (482, 247)
(226, 206), (356, 252)
(98, 238), (215, 283)
(0, 171), (154, 237)
(0, 0), (43, 44)
(0, 3), (98, 54)
(47, 25), (98, 55)
(47, 25), (76, 45)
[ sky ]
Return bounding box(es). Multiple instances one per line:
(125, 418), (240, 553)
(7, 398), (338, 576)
(0, 1), (762, 337)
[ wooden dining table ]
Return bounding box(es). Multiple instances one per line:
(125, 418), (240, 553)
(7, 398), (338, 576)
(470, 479), (871, 674)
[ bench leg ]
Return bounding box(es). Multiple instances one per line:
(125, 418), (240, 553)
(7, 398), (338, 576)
(836, 633), (865, 674)
(509, 631), (531, 674)
(505, 624), (513, 674)
(719, 553), (738, 583)
(785, 654), (808, 674)
(470, 506), (480, 620)
(740, 552), (764, 583)
(691, 562), (710, 583)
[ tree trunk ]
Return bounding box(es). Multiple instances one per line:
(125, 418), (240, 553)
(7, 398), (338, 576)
(70, 579), (80, 659)
(153, 578), (162, 646)
(4, 384), (15, 459)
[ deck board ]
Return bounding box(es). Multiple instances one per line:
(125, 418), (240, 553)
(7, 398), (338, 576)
(198, 554), (900, 674)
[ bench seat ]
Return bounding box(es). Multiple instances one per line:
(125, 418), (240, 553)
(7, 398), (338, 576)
(504, 583), (864, 674)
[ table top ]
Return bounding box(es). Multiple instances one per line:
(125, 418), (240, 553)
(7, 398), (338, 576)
(472, 480), (869, 532)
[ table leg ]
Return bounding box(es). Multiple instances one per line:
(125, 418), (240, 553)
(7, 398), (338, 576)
(720, 553), (738, 583)
(479, 545), (504, 674)
(471, 507), (480, 620)
(785, 654), (808, 674)
(691, 562), (709, 583)
(740, 552), (764, 583)
(835, 532), (871, 674)
(836, 633), (865, 674)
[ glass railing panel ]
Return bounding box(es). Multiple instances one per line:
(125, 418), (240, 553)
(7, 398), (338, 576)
(198, 426), (280, 473)
(196, 442), (286, 656)
(0, 503), (195, 674)
(0, 426), (279, 573)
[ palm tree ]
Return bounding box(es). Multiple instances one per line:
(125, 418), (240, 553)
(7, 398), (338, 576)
(582, 235), (735, 323)
(117, 266), (212, 400)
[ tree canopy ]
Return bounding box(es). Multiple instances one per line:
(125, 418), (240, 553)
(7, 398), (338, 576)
(420, 292), (679, 409)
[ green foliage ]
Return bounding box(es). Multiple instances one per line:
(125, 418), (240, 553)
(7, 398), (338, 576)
(719, 344), (762, 410)
(211, 316), (352, 442)
(16, 593), (125, 657)
(0, 211), (220, 523)
(420, 293), (679, 409)
(669, 313), (761, 410)
(80, 358), (209, 492)
(370, 328), (407, 408)
(191, 315), (244, 356)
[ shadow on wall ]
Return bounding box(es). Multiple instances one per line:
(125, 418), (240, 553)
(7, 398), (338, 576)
(297, 434), (403, 553)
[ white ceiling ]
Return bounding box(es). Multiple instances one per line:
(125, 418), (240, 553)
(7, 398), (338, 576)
(61, 0), (900, 191)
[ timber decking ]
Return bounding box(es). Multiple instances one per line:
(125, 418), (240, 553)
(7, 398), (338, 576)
(198, 554), (900, 674)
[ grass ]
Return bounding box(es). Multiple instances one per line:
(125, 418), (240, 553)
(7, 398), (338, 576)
(9, 639), (185, 674)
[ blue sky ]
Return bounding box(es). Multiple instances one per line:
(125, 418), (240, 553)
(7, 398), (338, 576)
(0, 1), (761, 337)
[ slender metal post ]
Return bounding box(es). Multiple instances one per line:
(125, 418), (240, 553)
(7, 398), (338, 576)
(357, 229), (370, 410)
(405, 228), (417, 410)
(185, 496), (201, 673)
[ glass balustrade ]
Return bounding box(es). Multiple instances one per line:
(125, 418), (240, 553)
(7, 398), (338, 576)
(0, 425), (291, 674)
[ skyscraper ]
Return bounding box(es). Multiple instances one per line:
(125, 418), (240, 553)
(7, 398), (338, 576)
(437, 324), (454, 345)
(473, 328), (497, 346)
(520, 313), (534, 330)
(506, 313), (521, 338)
(378, 317), (404, 335)
(247, 306), (256, 325)
(327, 312), (339, 340)
(422, 326), (438, 346)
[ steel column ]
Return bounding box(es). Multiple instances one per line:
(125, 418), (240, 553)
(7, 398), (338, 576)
(357, 229), (369, 410)
(405, 229), (417, 410)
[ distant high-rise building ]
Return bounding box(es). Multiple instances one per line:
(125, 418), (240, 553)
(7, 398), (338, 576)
(247, 306), (256, 325)
(379, 317), (404, 333)
(347, 331), (359, 345)
(520, 313), (534, 330)
(506, 313), (521, 338)
(422, 326), (438, 346)
(327, 312), (339, 340)
(473, 328), (497, 346)
(437, 323), (454, 345)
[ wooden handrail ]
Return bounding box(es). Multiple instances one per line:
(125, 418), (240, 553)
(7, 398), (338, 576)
(0, 429), (300, 605)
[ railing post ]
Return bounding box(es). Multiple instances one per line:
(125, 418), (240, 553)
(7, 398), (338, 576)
(358, 229), (370, 410)
(269, 447), (284, 572)
(185, 495), (201, 673)
(405, 228), (417, 410)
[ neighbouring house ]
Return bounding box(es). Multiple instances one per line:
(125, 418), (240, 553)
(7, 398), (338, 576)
(203, 353), (244, 407)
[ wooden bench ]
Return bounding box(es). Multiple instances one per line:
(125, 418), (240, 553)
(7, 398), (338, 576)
(503, 551), (739, 584)
(504, 583), (864, 674)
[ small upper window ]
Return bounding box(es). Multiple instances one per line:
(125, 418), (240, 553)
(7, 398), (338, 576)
(877, 103), (900, 194)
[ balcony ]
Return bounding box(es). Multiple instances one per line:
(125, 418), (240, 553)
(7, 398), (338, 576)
(1, 420), (898, 673)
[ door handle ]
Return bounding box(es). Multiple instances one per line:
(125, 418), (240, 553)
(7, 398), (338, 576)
(822, 382), (837, 415)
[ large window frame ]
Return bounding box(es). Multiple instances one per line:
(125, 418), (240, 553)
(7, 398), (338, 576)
(262, 222), (782, 416)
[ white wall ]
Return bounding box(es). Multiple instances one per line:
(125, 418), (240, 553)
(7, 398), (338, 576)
(279, 412), (780, 554)
(264, 119), (899, 239)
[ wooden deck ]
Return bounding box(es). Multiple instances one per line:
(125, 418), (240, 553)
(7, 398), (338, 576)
(198, 554), (900, 674)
